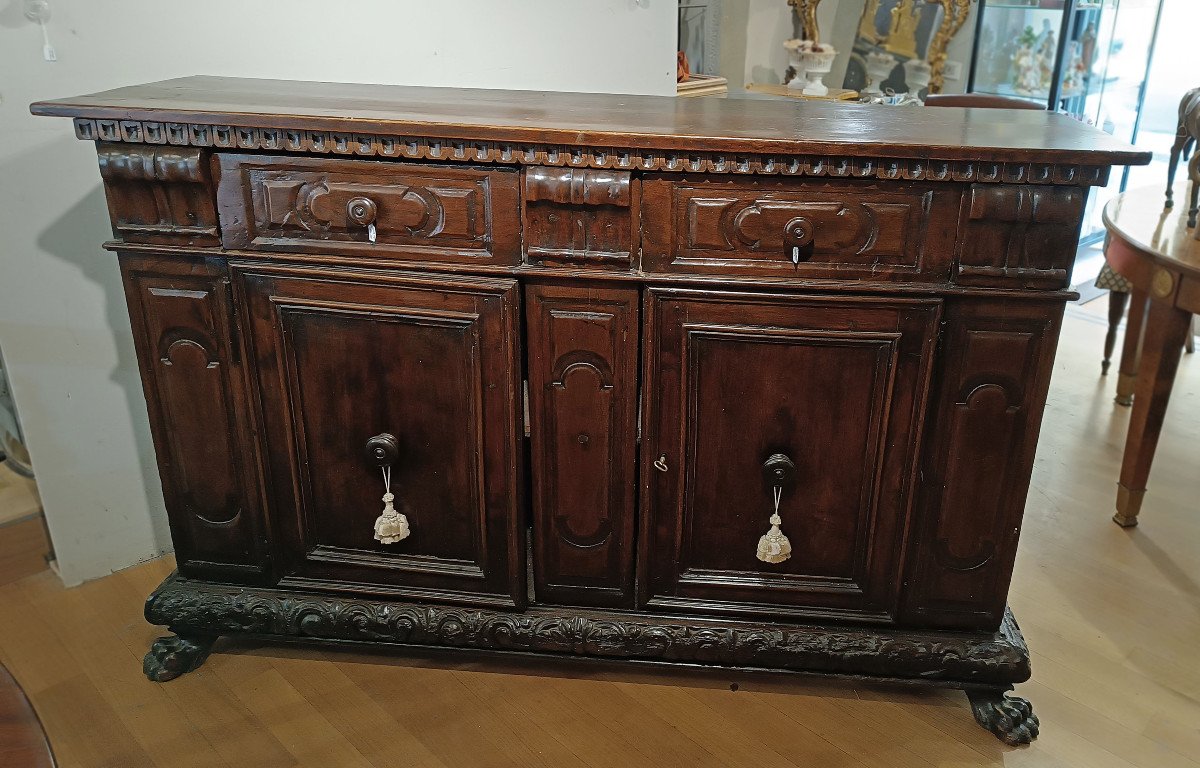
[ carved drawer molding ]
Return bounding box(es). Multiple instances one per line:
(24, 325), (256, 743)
(642, 178), (959, 281)
(955, 185), (1086, 289)
(97, 144), (219, 245)
(523, 168), (636, 268)
(215, 153), (520, 266)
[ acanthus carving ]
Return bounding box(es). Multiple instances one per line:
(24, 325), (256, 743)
(76, 119), (1113, 187)
(145, 573), (1032, 684)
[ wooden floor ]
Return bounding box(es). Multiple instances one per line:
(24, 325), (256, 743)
(0, 309), (1197, 768)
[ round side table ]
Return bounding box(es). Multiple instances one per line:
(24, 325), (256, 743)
(1103, 188), (1200, 527)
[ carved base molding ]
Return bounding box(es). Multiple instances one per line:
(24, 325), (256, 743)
(144, 572), (1033, 683)
(145, 573), (1038, 742)
(73, 118), (1111, 188)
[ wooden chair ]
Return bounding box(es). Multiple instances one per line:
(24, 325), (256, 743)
(923, 93), (1045, 110)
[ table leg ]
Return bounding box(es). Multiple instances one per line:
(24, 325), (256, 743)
(1115, 289), (1149, 406)
(1102, 290), (1129, 375)
(1114, 300), (1192, 527)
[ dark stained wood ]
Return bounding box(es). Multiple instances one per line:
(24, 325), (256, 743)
(523, 168), (637, 269)
(639, 289), (939, 623)
(902, 298), (1063, 629)
(0, 663), (55, 768)
(215, 153), (520, 266)
(98, 144), (219, 246)
(235, 264), (526, 607)
(525, 283), (639, 607)
(33, 77), (1152, 744)
(119, 253), (270, 583)
(956, 184), (1087, 289)
(642, 176), (959, 281)
(31, 76), (1149, 167)
(146, 570), (1034, 686)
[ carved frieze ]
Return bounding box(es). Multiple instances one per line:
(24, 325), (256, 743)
(76, 119), (1113, 187)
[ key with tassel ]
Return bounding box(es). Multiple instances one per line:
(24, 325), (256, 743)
(757, 452), (797, 565)
(365, 433), (411, 545)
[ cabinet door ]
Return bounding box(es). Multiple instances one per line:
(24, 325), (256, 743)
(237, 265), (525, 608)
(121, 254), (270, 583)
(641, 289), (940, 623)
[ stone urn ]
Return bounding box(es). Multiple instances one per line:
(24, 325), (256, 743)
(902, 58), (932, 105)
(784, 39), (838, 96)
(863, 51), (898, 100)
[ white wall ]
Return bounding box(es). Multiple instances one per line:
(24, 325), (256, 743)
(0, 0), (678, 586)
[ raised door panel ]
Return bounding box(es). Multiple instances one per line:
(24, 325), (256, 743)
(237, 265), (524, 608)
(119, 253), (269, 582)
(525, 283), (639, 607)
(901, 299), (1063, 630)
(641, 289), (940, 622)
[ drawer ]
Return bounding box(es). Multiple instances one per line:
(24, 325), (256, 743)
(641, 176), (960, 280)
(215, 154), (520, 265)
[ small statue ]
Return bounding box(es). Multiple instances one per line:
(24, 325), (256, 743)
(1037, 30), (1057, 93)
(884, 0), (921, 60)
(1165, 87), (1200, 236)
(1012, 26), (1041, 96)
(857, 0), (884, 44)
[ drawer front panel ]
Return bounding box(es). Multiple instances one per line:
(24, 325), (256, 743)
(216, 154), (520, 265)
(640, 289), (940, 623)
(237, 265), (525, 608)
(642, 178), (959, 280)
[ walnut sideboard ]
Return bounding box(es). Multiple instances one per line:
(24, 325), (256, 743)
(33, 77), (1148, 745)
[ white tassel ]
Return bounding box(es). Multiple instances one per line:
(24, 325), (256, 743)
(757, 513), (792, 564)
(757, 486), (792, 564)
(374, 491), (410, 544)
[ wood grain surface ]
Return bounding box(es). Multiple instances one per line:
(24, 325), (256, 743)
(1, 310), (1196, 768)
(31, 76), (1149, 165)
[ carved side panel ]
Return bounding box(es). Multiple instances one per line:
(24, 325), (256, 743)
(119, 253), (268, 582)
(955, 184), (1086, 289)
(526, 283), (639, 607)
(98, 144), (219, 246)
(902, 299), (1063, 629)
(215, 153), (520, 265)
(523, 168), (636, 268)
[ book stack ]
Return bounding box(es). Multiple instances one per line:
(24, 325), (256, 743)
(677, 74), (728, 98)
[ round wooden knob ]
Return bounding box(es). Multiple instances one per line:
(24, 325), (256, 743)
(783, 217), (815, 249)
(347, 196), (378, 226)
(365, 433), (400, 466)
(763, 453), (797, 488)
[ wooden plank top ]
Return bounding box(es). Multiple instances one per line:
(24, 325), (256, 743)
(32, 76), (1149, 167)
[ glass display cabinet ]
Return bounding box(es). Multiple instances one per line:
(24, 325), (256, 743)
(968, 0), (1163, 240)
